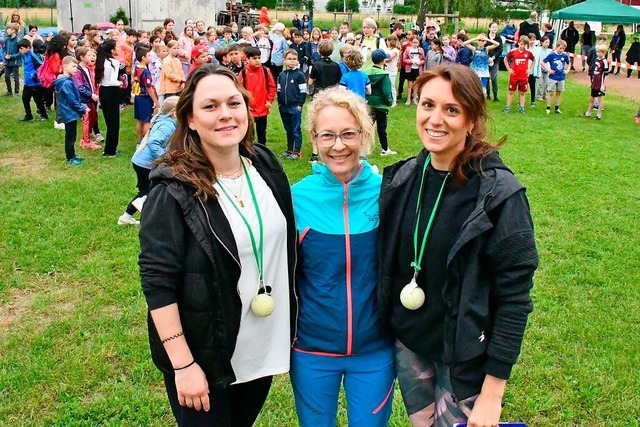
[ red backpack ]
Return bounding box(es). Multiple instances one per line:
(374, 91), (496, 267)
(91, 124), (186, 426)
(38, 53), (62, 89)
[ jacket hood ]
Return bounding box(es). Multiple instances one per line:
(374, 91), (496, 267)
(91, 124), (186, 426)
(367, 67), (389, 85)
(52, 75), (70, 90)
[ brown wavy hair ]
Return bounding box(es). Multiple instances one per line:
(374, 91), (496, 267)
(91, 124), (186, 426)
(161, 64), (255, 200)
(413, 63), (505, 185)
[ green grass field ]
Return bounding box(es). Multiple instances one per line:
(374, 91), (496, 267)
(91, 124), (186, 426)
(1, 71), (639, 426)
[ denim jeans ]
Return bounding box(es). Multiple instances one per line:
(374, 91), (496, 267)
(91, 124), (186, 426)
(279, 106), (302, 153)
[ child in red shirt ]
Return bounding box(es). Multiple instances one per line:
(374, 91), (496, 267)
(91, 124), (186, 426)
(503, 36), (535, 114)
(238, 46), (276, 145)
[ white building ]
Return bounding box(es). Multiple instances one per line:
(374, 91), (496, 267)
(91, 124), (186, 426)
(314, 0), (404, 14)
(57, 0), (227, 32)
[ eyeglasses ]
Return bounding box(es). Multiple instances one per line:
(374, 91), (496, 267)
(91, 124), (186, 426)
(314, 129), (362, 147)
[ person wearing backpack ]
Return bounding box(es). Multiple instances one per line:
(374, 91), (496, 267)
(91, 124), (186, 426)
(39, 35), (68, 124)
(238, 46), (276, 146)
(17, 38), (48, 122)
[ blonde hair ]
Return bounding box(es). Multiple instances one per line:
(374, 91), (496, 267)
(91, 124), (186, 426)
(342, 49), (363, 70)
(306, 87), (374, 157)
(161, 96), (179, 115)
(596, 44), (608, 53)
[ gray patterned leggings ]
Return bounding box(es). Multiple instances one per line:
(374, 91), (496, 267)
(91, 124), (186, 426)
(395, 340), (478, 427)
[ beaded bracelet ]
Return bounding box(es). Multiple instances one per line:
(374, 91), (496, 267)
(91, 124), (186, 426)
(161, 331), (184, 344)
(174, 360), (196, 371)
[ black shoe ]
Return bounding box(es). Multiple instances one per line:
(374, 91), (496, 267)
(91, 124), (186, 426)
(20, 116), (34, 122)
(38, 116), (48, 121)
(493, 97), (499, 102)
(103, 151), (122, 158)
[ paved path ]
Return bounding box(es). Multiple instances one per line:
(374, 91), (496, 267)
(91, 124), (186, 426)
(569, 68), (640, 101)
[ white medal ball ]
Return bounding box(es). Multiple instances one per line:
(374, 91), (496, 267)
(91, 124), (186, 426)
(400, 280), (425, 310)
(251, 293), (275, 317)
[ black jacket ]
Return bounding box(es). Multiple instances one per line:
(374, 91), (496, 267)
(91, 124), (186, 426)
(139, 144), (297, 388)
(377, 150), (538, 400)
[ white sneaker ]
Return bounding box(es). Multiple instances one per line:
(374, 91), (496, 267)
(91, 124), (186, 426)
(118, 214), (140, 225)
(131, 195), (147, 212)
(381, 149), (397, 156)
(54, 121), (65, 130)
(391, 102), (397, 107)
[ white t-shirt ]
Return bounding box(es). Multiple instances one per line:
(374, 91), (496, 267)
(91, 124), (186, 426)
(214, 161), (290, 384)
(385, 47), (400, 73)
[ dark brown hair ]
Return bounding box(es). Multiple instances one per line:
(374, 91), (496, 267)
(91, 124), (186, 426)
(162, 65), (255, 200)
(413, 63), (505, 184)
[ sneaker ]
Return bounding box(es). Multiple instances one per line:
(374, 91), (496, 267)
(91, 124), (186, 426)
(381, 149), (397, 156)
(594, 116), (601, 121)
(405, 100), (411, 106)
(38, 116), (48, 122)
(530, 102), (536, 107)
(281, 150), (292, 158)
(132, 195), (147, 212)
(103, 151), (122, 158)
(94, 133), (104, 142)
(288, 152), (301, 160)
(503, 107), (511, 113)
(54, 121), (65, 130)
(81, 140), (101, 150)
(518, 107), (526, 114)
(391, 102), (397, 107)
(66, 157), (83, 166)
(555, 109), (562, 114)
(73, 155), (84, 161)
(308, 153), (319, 164)
(493, 97), (499, 102)
(118, 214), (140, 225)
(19, 116), (34, 122)
(546, 109), (551, 115)
(583, 112), (591, 118)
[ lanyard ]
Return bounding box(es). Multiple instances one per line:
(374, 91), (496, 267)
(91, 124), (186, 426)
(216, 158), (265, 284)
(411, 154), (450, 276)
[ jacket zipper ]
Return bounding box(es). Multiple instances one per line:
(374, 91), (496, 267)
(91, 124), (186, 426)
(198, 197), (241, 268)
(343, 181), (353, 356)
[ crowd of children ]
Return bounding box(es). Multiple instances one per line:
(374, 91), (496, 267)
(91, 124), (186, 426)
(0, 14), (637, 225)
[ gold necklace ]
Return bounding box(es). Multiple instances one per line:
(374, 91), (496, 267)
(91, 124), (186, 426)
(217, 174), (245, 208)
(217, 159), (244, 179)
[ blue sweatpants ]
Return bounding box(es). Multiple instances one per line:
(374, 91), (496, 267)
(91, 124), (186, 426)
(279, 105), (302, 153)
(290, 346), (395, 427)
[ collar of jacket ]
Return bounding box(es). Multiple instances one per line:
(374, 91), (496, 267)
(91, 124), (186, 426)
(152, 144), (295, 271)
(310, 160), (374, 186)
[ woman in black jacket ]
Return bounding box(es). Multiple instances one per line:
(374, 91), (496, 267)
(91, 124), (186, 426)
(139, 64), (297, 427)
(378, 63), (538, 427)
(610, 25), (626, 75)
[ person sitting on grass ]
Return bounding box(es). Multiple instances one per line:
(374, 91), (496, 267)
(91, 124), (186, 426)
(53, 56), (90, 166)
(584, 45), (609, 121)
(542, 39), (570, 115)
(503, 36), (534, 114)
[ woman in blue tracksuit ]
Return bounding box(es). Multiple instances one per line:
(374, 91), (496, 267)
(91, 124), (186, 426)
(290, 87), (395, 427)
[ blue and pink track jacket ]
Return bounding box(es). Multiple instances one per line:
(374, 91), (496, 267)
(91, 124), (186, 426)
(291, 162), (388, 356)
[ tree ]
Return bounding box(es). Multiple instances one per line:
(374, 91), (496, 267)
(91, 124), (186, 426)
(109, 7), (129, 26)
(326, 0), (359, 12)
